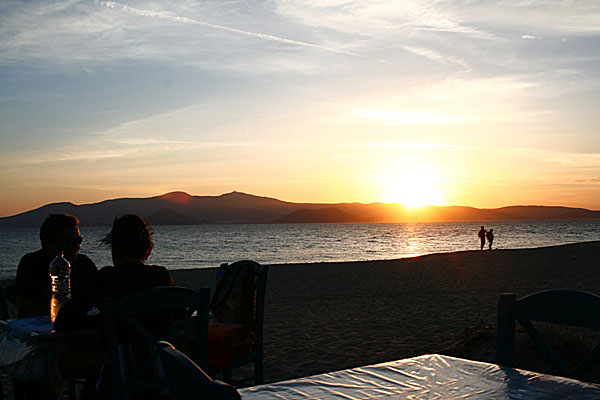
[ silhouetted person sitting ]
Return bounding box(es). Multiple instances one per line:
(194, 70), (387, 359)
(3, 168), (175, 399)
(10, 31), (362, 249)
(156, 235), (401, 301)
(55, 214), (173, 330)
(478, 226), (486, 251)
(55, 215), (174, 400)
(16, 214), (97, 318)
(486, 228), (494, 250)
(13, 214), (97, 399)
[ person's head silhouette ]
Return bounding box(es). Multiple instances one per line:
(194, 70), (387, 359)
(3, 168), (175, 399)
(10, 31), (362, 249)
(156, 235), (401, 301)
(40, 214), (83, 262)
(102, 214), (154, 266)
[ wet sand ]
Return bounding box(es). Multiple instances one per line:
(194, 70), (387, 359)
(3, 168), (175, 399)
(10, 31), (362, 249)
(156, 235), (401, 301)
(2, 241), (600, 389)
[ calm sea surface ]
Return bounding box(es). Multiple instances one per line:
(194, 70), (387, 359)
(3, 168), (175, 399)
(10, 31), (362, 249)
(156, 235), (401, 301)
(1, 220), (599, 279)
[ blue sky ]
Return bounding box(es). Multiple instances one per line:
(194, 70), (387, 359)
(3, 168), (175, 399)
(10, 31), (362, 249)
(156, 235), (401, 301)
(1, 0), (599, 215)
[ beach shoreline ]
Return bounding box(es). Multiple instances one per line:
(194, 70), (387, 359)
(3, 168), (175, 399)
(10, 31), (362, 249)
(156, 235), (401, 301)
(2, 241), (600, 385)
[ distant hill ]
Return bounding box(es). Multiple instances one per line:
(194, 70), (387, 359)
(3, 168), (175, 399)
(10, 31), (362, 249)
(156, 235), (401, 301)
(1, 191), (599, 226)
(494, 206), (600, 220)
(272, 207), (365, 223)
(145, 208), (210, 225)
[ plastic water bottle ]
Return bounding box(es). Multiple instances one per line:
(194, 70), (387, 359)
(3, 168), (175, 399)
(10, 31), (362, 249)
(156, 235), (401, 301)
(49, 251), (71, 323)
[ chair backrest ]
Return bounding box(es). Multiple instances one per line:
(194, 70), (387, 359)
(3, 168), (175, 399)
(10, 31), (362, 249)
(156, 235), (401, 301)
(497, 289), (600, 379)
(0, 286), (9, 320)
(254, 263), (268, 347)
(211, 261), (269, 340)
(102, 286), (210, 400)
(157, 341), (241, 400)
(0, 284), (17, 320)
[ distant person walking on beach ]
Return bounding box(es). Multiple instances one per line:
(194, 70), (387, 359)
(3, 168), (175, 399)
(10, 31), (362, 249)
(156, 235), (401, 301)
(478, 226), (486, 250)
(486, 228), (494, 250)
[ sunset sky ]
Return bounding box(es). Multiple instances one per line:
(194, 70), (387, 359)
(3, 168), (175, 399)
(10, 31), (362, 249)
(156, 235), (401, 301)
(1, 1), (599, 216)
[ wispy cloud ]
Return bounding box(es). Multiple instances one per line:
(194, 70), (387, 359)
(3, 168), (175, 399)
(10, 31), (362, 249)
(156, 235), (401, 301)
(360, 142), (457, 150)
(574, 177), (600, 184)
(1, 0), (597, 81)
(100, 1), (358, 57)
(499, 147), (600, 171)
(441, 1), (600, 35)
(441, 178), (509, 187)
(354, 109), (463, 125)
(341, 75), (550, 127)
(539, 152), (600, 168)
(402, 45), (469, 69)
(12, 139), (253, 166)
(0, 0), (358, 75)
(276, 0), (496, 40)
(81, 109), (122, 117)
(2, 100), (260, 166)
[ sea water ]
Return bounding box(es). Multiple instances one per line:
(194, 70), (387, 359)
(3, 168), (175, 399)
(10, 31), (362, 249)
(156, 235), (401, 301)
(1, 220), (599, 279)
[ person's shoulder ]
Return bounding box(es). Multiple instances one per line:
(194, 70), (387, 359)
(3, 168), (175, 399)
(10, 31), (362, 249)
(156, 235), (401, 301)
(145, 264), (173, 284)
(19, 249), (45, 262)
(17, 249), (46, 271)
(98, 265), (116, 275)
(76, 253), (94, 263)
(16, 249), (48, 291)
(98, 265), (117, 281)
(76, 253), (98, 270)
(145, 264), (170, 275)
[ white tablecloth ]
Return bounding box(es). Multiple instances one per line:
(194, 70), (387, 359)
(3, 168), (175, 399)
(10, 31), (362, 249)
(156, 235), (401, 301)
(239, 354), (600, 399)
(0, 316), (104, 397)
(0, 316), (52, 381)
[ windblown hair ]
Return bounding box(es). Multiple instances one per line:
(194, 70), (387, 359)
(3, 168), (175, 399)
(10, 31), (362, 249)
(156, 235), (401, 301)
(40, 214), (79, 248)
(102, 214), (154, 262)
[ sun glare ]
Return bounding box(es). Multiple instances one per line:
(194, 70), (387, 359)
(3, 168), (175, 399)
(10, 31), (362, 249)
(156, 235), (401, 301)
(380, 172), (441, 208)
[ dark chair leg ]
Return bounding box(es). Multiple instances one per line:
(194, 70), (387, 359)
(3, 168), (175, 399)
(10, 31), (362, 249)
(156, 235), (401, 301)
(255, 356), (264, 385)
(497, 293), (516, 367)
(81, 377), (98, 400)
(68, 380), (76, 400)
(223, 367), (233, 384)
(11, 379), (24, 400)
(12, 379), (54, 400)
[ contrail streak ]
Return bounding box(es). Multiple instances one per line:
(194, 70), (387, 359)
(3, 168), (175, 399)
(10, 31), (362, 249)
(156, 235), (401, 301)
(99, 1), (358, 57)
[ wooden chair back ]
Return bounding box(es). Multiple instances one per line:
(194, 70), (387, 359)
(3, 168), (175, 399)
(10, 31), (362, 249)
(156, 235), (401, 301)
(498, 289), (600, 379)
(102, 286), (210, 400)
(0, 286), (9, 320)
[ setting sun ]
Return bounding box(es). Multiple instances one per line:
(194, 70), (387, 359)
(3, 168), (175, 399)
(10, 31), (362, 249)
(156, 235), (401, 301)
(380, 172), (442, 208)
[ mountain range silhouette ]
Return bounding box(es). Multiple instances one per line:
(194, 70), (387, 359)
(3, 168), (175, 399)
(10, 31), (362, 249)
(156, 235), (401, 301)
(1, 191), (599, 226)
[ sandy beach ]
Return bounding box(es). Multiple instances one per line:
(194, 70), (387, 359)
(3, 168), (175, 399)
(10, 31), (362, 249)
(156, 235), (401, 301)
(169, 241), (600, 383)
(2, 241), (600, 391)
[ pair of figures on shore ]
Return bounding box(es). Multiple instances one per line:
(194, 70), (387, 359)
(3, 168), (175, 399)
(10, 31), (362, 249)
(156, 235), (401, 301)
(478, 226), (494, 250)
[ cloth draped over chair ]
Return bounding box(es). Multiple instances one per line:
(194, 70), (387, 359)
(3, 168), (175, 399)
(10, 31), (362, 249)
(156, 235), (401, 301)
(208, 261), (268, 385)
